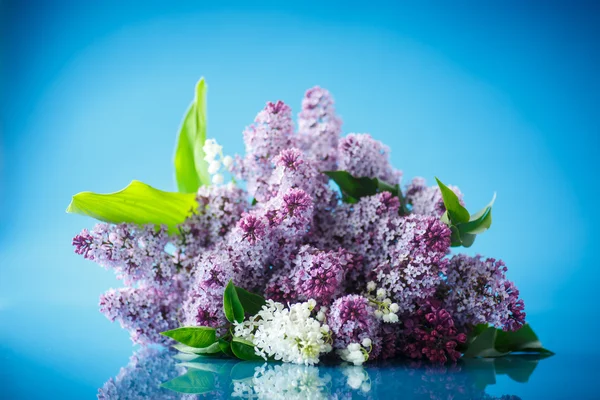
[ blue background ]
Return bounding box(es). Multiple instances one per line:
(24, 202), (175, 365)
(1, 1), (599, 398)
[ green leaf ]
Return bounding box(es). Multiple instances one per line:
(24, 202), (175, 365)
(161, 369), (215, 394)
(173, 342), (221, 355)
(495, 324), (553, 354)
(324, 170), (408, 213)
(235, 286), (266, 316)
(460, 232), (477, 248)
(435, 177), (470, 224)
(324, 171), (379, 200)
(459, 193), (496, 235)
(161, 326), (216, 348)
(230, 337), (263, 361)
(449, 226), (463, 247)
(174, 78), (211, 193)
(223, 280), (245, 324)
(218, 338), (235, 358)
(463, 326), (509, 358)
(66, 180), (197, 234)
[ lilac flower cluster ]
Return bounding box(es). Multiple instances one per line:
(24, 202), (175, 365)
(441, 254), (526, 331)
(74, 85), (526, 364)
(400, 299), (467, 364)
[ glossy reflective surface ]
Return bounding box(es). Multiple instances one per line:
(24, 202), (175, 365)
(0, 305), (596, 399)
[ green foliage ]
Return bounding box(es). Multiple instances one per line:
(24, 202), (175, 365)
(160, 326), (217, 348)
(230, 337), (263, 361)
(174, 77), (211, 193)
(463, 324), (553, 358)
(66, 180), (197, 234)
(324, 170), (409, 215)
(223, 280), (245, 324)
(436, 177), (496, 248)
(235, 286), (267, 316)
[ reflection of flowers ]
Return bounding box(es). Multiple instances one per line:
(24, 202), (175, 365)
(98, 347), (183, 400)
(100, 349), (528, 400)
(232, 363), (332, 399)
(341, 366), (371, 392)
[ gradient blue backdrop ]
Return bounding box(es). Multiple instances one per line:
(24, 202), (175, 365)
(1, 1), (599, 398)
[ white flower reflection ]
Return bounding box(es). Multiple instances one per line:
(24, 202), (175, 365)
(232, 363), (333, 399)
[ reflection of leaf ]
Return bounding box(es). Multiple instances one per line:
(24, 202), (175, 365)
(461, 358), (497, 390)
(161, 369), (215, 394)
(173, 352), (200, 362)
(173, 342), (221, 355)
(66, 180), (197, 234)
(178, 360), (235, 374)
(230, 361), (263, 381)
(462, 354), (550, 390)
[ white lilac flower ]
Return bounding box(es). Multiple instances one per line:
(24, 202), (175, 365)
(222, 155), (234, 170)
(234, 299), (332, 365)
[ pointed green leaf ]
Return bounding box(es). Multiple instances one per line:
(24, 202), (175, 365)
(324, 171), (379, 201)
(161, 326), (216, 348)
(460, 232), (477, 248)
(495, 324), (553, 354)
(174, 78), (211, 193)
(235, 286), (266, 316)
(231, 337), (263, 361)
(66, 180), (197, 234)
(218, 338), (235, 358)
(161, 369), (215, 394)
(435, 177), (470, 224)
(459, 193), (496, 235)
(463, 326), (509, 358)
(223, 280), (244, 324)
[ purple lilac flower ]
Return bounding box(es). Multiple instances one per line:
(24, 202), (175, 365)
(238, 101), (295, 202)
(99, 284), (182, 345)
(399, 299), (467, 364)
(442, 255), (526, 331)
(292, 246), (346, 305)
(406, 177), (464, 217)
(73, 223), (177, 286)
(264, 274), (298, 304)
(338, 133), (402, 184)
(329, 295), (382, 358)
(238, 213), (266, 244)
(297, 86), (342, 171)
(174, 183), (248, 269)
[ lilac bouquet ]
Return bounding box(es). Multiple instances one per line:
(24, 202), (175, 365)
(69, 79), (551, 366)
